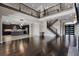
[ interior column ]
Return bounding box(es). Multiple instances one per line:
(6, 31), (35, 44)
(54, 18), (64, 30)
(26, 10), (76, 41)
(0, 15), (2, 43)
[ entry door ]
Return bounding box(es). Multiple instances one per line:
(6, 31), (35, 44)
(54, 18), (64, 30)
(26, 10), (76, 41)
(65, 24), (75, 47)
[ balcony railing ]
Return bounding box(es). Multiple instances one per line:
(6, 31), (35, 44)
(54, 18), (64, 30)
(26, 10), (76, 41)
(0, 3), (74, 18)
(19, 4), (40, 18)
(0, 3), (40, 18)
(41, 3), (74, 17)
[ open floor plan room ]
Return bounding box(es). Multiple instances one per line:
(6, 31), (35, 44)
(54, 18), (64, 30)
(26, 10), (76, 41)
(0, 3), (79, 56)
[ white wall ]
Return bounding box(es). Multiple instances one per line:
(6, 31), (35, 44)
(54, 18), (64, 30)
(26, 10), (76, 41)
(75, 24), (79, 51)
(53, 20), (60, 35)
(33, 23), (40, 36)
(39, 22), (47, 32)
(45, 29), (56, 38)
(39, 21), (55, 38)
(0, 15), (2, 43)
(29, 24), (33, 37)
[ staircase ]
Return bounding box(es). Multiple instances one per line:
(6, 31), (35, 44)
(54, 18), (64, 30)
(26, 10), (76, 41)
(47, 19), (59, 40)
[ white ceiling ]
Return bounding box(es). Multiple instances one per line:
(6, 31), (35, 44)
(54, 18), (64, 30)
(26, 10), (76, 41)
(24, 3), (58, 11)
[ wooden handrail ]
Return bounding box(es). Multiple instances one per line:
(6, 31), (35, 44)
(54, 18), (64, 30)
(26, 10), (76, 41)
(41, 3), (74, 17)
(20, 3), (40, 13)
(46, 3), (60, 10)
(0, 3), (40, 18)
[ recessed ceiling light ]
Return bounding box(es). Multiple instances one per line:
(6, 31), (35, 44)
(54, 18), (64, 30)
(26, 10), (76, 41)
(20, 19), (23, 21)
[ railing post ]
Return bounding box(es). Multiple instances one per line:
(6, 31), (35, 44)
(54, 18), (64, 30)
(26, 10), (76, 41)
(56, 29), (57, 44)
(43, 9), (47, 16)
(31, 11), (33, 16)
(60, 3), (62, 11)
(19, 3), (21, 11)
(38, 11), (40, 18)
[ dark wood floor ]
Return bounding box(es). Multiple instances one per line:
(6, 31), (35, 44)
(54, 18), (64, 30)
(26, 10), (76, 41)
(0, 36), (68, 56)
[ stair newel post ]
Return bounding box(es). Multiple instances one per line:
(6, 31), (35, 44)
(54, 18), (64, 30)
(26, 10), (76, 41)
(56, 29), (57, 44)
(19, 3), (21, 11)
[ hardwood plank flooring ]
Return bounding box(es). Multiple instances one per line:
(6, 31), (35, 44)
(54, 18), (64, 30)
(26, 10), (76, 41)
(0, 36), (68, 56)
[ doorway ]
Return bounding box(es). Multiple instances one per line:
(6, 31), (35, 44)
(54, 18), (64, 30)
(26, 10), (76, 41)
(65, 24), (76, 47)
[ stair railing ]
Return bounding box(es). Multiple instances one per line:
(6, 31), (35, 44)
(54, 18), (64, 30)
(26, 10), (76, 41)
(47, 21), (58, 36)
